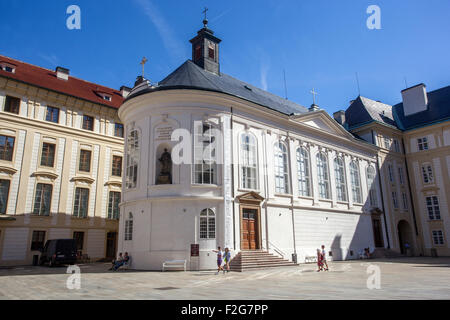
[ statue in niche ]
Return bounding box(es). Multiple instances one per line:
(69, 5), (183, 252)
(156, 148), (172, 184)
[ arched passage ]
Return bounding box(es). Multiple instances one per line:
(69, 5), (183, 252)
(398, 220), (414, 255)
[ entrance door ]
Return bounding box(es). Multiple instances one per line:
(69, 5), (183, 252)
(241, 208), (259, 250)
(106, 232), (117, 259)
(372, 218), (384, 248)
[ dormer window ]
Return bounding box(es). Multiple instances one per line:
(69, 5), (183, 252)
(0, 62), (16, 73)
(103, 95), (111, 101)
(98, 92), (112, 102)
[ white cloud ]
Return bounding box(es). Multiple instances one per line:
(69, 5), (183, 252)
(260, 62), (269, 91)
(39, 53), (59, 67)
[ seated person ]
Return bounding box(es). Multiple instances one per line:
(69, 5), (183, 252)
(113, 252), (130, 271)
(109, 252), (123, 270)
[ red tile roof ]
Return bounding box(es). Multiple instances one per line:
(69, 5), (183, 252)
(0, 55), (124, 109)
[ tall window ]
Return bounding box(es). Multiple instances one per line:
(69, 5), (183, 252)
(194, 123), (217, 185)
(388, 164), (395, 183)
(33, 183), (52, 216)
(417, 137), (429, 151)
(112, 155), (122, 177)
(108, 191), (121, 220)
(82, 115), (94, 131)
(31, 231), (46, 251)
(0, 135), (15, 161)
(200, 208), (215, 239)
(114, 123), (124, 138)
(426, 196), (441, 220)
(125, 213), (133, 241)
(79, 150), (91, 172)
(126, 130), (139, 189)
(398, 167), (405, 185)
(73, 232), (84, 251)
(45, 106), (59, 123)
(208, 42), (215, 59)
(383, 137), (391, 150)
(392, 191), (399, 209)
(40, 143), (56, 167)
(73, 187), (89, 218)
(367, 166), (378, 207)
(422, 164), (434, 184)
(274, 142), (289, 194)
(4, 96), (20, 114)
(316, 152), (330, 199)
(0, 179), (10, 214)
(240, 133), (257, 190)
(402, 192), (408, 210)
(297, 147), (311, 197)
(334, 157), (347, 202)
(350, 161), (362, 203)
(432, 230), (444, 245)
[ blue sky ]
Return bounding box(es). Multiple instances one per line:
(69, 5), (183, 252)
(1, 0), (449, 114)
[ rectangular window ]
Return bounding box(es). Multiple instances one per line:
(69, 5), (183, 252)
(426, 196), (441, 220)
(112, 155), (122, 177)
(79, 150), (91, 172)
(417, 137), (429, 151)
(0, 179), (11, 214)
(393, 139), (401, 153)
(422, 164), (434, 184)
(108, 191), (121, 220)
(114, 123), (124, 138)
(31, 231), (46, 251)
(392, 191), (399, 209)
(193, 123), (216, 185)
(40, 143), (56, 167)
(4, 96), (20, 114)
(0, 135), (15, 161)
(398, 167), (404, 185)
(82, 115), (94, 131)
(432, 230), (444, 245)
(402, 192), (408, 210)
(73, 231), (84, 251)
(73, 187), (89, 218)
(388, 165), (395, 183)
(33, 183), (52, 216)
(125, 217), (133, 241)
(45, 106), (60, 123)
(208, 43), (215, 59)
(383, 137), (391, 150)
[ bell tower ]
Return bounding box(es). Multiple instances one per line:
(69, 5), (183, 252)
(189, 8), (222, 75)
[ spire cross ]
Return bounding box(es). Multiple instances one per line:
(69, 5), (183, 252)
(310, 88), (318, 105)
(202, 7), (208, 20)
(140, 57), (148, 77)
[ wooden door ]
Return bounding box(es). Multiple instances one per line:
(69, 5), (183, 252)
(106, 232), (117, 259)
(241, 208), (259, 250)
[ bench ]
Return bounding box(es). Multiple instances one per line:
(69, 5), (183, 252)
(117, 257), (132, 271)
(162, 259), (186, 272)
(305, 256), (317, 264)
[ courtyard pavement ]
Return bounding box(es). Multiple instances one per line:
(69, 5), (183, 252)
(0, 257), (449, 300)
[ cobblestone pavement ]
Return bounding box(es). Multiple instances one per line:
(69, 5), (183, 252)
(0, 257), (449, 300)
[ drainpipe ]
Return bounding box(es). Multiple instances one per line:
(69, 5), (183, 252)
(287, 133), (297, 259)
(263, 130), (270, 251)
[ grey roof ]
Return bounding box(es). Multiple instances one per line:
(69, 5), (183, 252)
(126, 60), (308, 115)
(345, 96), (397, 129)
(392, 85), (450, 131)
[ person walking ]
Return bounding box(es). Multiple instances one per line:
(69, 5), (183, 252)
(223, 247), (231, 273)
(212, 247), (224, 275)
(321, 245), (329, 271)
(317, 249), (324, 272)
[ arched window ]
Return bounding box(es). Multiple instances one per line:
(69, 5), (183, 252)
(126, 130), (139, 189)
(350, 161), (362, 203)
(316, 152), (330, 199)
(200, 209), (215, 239)
(334, 157), (347, 202)
(193, 122), (217, 184)
(274, 142), (289, 194)
(240, 133), (258, 190)
(367, 166), (377, 206)
(125, 212), (133, 241)
(296, 147), (311, 197)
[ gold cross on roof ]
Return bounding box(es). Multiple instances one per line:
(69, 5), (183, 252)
(140, 57), (148, 77)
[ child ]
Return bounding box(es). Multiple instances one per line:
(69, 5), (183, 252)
(212, 246), (224, 275)
(223, 248), (231, 273)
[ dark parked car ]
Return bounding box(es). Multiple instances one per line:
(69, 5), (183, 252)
(39, 239), (77, 267)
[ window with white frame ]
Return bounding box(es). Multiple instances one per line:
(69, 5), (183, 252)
(199, 208), (215, 239)
(0, 179), (10, 214)
(432, 230), (444, 245)
(126, 130), (139, 189)
(350, 161), (362, 203)
(388, 164), (395, 183)
(383, 137), (391, 150)
(73, 187), (89, 218)
(417, 137), (429, 151)
(297, 147), (311, 197)
(240, 133), (257, 190)
(426, 196), (441, 220)
(398, 167), (404, 185)
(367, 165), (378, 207)
(316, 152), (330, 199)
(33, 183), (52, 216)
(393, 139), (401, 153)
(392, 191), (399, 209)
(125, 212), (133, 241)
(334, 157), (347, 202)
(107, 191), (121, 219)
(274, 142), (289, 194)
(193, 122), (217, 185)
(421, 164), (434, 184)
(402, 192), (408, 210)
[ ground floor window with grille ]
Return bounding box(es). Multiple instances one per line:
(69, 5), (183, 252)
(200, 208), (215, 239)
(73, 187), (89, 218)
(31, 231), (46, 251)
(125, 213), (133, 241)
(0, 179), (10, 214)
(33, 183), (52, 216)
(108, 191), (121, 219)
(426, 196), (441, 220)
(432, 230), (444, 245)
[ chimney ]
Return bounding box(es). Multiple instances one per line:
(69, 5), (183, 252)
(120, 86), (132, 98)
(56, 66), (69, 80)
(401, 83), (428, 116)
(333, 110), (346, 126)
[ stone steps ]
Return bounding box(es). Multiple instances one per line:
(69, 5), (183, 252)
(230, 250), (296, 272)
(371, 248), (404, 259)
